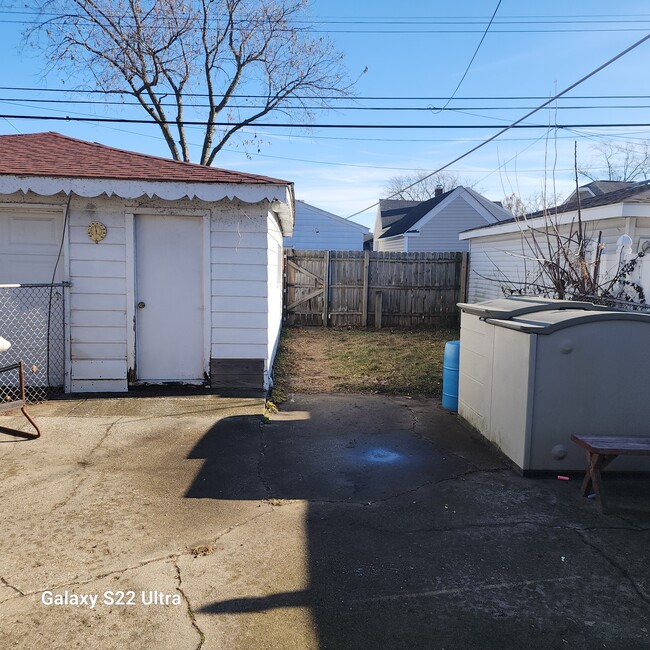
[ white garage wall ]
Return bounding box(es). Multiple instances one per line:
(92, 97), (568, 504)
(465, 216), (645, 303)
(210, 200), (270, 365)
(68, 197), (128, 392)
(0, 193), (284, 393)
(266, 212), (284, 388)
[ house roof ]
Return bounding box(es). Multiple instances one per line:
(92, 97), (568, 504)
(562, 180), (638, 205)
(295, 201), (369, 232)
(461, 180), (650, 236)
(377, 187), (511, 239)
(0, 132), (289, 186)
(378, 192), (453, 239)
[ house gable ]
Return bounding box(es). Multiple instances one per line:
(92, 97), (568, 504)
(404, 189), (509, 253)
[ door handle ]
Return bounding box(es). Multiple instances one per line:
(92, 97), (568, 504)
(137, 301), (146, 309)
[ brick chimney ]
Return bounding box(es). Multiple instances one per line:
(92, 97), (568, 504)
(435, 185), (443, 196)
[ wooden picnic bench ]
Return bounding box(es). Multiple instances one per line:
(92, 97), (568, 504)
(571, 434), (650, 513)
(0, 361), (40, 439)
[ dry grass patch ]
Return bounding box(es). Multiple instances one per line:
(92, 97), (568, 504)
(272, 326), (459, 401)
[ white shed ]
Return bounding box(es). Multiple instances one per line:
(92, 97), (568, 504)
(460, 182), (650, 303)
(283, 201), (369, 251)
(0, 132), (294, 394)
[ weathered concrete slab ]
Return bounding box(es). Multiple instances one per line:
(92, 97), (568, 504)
(0, 393), (648, 649)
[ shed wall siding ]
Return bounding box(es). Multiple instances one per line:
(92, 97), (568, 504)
(67, 198), (128, 391)
(284, 203), (366, 250)
(210, 201), (270, 363)
(0, 192), (282, 392)
(409, 195), (490, 253)
(267, 212), (284, 388)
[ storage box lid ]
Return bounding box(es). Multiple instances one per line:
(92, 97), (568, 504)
(457, 296), (608, 319)
(484, 308), (650, 334)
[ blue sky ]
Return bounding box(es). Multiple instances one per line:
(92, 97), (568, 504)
(1, 0), (650, 228)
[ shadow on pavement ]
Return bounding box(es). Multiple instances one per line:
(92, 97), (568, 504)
(184, 396), (650, 650)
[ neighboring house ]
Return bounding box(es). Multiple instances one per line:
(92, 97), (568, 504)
(0, 132), (294, 393)
(283, 200), (369, 251)
(562, 180), (637, 205)
(460, 181), (650, 303)
(373, 186), (512, 252)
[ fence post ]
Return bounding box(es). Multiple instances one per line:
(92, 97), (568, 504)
(361, 250), (370, 327)
(459, 252), (469, 303)
(322, 250), (330, 327)
(374, 290), (383, 329)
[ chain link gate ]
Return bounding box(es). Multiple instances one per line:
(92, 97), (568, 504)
(0, 283), (67, 403)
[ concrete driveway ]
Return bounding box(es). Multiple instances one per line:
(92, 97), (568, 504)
(0, 393), (649, 649)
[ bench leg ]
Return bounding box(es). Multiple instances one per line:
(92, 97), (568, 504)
(581, 451), (617, 514)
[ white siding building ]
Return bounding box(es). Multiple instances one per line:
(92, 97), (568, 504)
(0, 132), (294, 393)
(283, 201), (368, 251)
(374, 187), (511, 252)
(460, 182), (650, 303)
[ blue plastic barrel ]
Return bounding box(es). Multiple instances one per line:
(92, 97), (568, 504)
(441, 340), (460, 411)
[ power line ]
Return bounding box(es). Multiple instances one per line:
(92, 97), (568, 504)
(3, 86), (650, 102)
(6, 96), (650, 112)
(346, 30), (650, 218)
(438, 0), (502, 113)
(5, 8), (650, 24)
(6, 16), (650, 33)
(4, 114), (650, 129)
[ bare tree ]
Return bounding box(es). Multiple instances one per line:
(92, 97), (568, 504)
(579, 141), (650, 182)
(500, 191), (546, 217)
(26, 0), (356, 164)
(383, 170), (476, 202)
(481, 145), (645, 305)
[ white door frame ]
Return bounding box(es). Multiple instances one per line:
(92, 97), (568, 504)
(126, 208), (211, 383)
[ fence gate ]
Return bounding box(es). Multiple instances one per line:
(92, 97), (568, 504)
(283, 251), (330, 326)
(0, 283), (67, 403)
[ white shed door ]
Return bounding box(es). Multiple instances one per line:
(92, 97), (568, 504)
(135, 214), (205, 382)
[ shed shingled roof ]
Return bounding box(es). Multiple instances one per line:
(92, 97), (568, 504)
(462, 180), (650, 235)
(0, 132), (289, 186)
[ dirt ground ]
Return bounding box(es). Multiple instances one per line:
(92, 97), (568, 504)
(272, 326), (459, 401)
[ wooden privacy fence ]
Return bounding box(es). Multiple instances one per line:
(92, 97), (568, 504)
(284, 250), (467, 328)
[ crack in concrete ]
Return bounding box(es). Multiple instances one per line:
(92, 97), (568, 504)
(61, 400), (89, 417)
(346, 518), (650, 537)
(395, 398), (419, 435)
(390, 397), (503, 472)
(300, 468), (512, 508)
(366, 467), (510, 506)
(573, 528), (650, 605)
(349, 574), (584, 605)
(0, 576), (25, 597)
(51, 418), (123, 511)
(257, 420), (272, 499)
(611, 511), (650, 531)
(0, 508), (276, 603)
(174, 558), (205, 650)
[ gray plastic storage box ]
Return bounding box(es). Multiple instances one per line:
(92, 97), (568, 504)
(457, 296), (650, 472)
